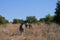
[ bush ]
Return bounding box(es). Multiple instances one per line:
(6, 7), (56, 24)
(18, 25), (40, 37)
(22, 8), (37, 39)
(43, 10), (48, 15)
(26, 16), (38, 23)
(39, 14), (54, 24)
(0, 15), (9, 24)
(12, 19), (24, 24)
(39, 18), (45, 22)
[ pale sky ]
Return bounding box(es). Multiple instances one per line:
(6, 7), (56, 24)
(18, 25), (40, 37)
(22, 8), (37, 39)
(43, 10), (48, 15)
(0, 0), (57, 22)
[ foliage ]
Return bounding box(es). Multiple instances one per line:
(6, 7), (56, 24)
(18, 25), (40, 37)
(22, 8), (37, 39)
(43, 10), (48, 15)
(39, 14), (54, 23)
(39, 18), (45, 22)
(45, 14), (54, 23)
(26, 16), (38, 23)
(0, 15), (9, 24)
(12, 19), (24, 24)
(53, 1), (60, 24)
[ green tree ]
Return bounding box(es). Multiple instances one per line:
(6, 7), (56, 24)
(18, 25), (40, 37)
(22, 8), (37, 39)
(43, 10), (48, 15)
(39, 14), (54, 23)
(12, 19), (24, 24)
(45, 14), (54, 23)
(0, 15), (9, 24)
(26, 16), (38, 23)
(53, 1), (60, 24)
(18, 19), (24, 23)
(39, 18), (45, 22)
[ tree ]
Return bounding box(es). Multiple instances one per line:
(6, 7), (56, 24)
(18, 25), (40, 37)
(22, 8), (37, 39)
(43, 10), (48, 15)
(39, 14), (54, 23)
(26, 16), (38, 23)
(12, 19), (24, 24)
(53, 1), (60, 24)
(18, 19), (24, 23)
(0, 15), (9, 24)
(45, 14), (54, 23)
(39, 18), (45, 22)
(12, 19), (19, 24)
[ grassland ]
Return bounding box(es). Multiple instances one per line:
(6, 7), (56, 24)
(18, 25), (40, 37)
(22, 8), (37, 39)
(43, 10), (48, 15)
(0, 23), (60, 40)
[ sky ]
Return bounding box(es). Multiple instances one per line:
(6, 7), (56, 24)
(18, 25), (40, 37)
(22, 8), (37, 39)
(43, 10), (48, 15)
(0, 0), (57, 22)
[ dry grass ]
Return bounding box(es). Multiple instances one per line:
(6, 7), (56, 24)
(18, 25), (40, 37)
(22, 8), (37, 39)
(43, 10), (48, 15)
(0, 23), (60, 40)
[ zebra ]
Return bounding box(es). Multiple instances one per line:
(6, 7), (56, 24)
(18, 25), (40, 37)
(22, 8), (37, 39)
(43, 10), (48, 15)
(19, 23), (24, 33)
(19, 23), (32, 33)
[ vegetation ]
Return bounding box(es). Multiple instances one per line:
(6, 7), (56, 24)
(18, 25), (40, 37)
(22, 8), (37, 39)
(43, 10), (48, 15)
(12, 19), (24, 24)
(0, 15), (9, 24)
(39, 14), (54, 24)
(26, 16), (38, 23)
(53, 1), (60, 24)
